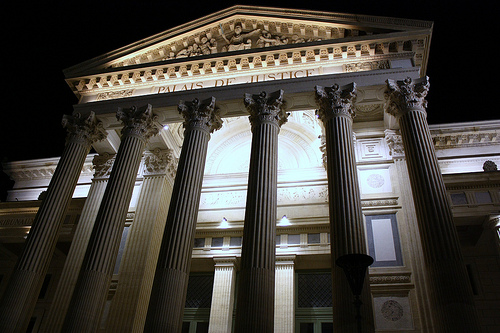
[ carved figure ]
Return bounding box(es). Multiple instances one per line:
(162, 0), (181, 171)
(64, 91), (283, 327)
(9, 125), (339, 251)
(221, 23), (260, 51)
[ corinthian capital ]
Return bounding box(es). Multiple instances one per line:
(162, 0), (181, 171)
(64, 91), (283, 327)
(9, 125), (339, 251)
(143, 148), (178, 177)
(117, 104), (161, 141)
(62, 111), (107, 147)
(178, 97), (222, 133)
(244, 90), (289, 129)
(315, 83), (357, 122)
(385, 76), (430, 118)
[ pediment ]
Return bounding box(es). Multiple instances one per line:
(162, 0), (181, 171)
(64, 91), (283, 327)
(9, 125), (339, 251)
(64, 5), (432, 101)
(65, 6), (431, 75)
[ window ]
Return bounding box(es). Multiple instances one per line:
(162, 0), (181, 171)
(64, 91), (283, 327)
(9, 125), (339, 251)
(185, 274), (214, 308)
(450, 192), (468, 205)
(296, 271), (333, 332)
(365, 214), (403, 267)
(194, 238), (205, 248)
(183, 274), (213, 332)
(211, 237), (223, 247)
(297, 272), (332, 308)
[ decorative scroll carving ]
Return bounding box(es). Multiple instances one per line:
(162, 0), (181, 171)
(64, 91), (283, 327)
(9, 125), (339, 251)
(315, 82), (357, 121)
(385, 76), (430, 118)
(244, 90), (289, 130)
(62, 111), (107, 147)
(178, 97), (223, 133)
(385, 129), (405, 159)
(117, 104), (161, 141)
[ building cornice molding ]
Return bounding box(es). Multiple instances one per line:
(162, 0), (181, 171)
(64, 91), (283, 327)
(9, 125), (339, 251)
(63, 5), (431, 78)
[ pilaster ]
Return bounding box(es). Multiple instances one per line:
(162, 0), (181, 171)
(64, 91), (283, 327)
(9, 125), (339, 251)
(274, 255), (295, 333)
(105, 149), (177, 332)
(234, 90), (289, 333)
(386, 76), (481, 332)
(315, 83), (375, 333)
(208, 257), (238, 333)
(145, 97), (222, 332)
(62, 105), (160, 332)
(0, 112), (106, 333)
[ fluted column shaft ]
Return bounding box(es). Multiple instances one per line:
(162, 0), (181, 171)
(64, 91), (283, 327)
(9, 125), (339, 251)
(40, 153), (114, 333)
(208, 257), (238, 333)
(234, 90), (289, 333)
(386, 77), (481, 332)
(315, 83), (374, 333)
(384, 132), (436, 332)
(274, 255), (295, 333)
(0, 112), (106, 333)
(62, 105), (160, 332)
(105, 149), (176, 332)
(485, 216), (500, 257)
(145, 97), (222, 332)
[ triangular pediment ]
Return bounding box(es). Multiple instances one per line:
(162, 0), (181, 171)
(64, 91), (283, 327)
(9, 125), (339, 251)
(64, 5), (432, 101)
(65, 6), (431, 75)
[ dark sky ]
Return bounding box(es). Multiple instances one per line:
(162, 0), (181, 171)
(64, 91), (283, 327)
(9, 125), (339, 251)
(2, 0), (496, 163)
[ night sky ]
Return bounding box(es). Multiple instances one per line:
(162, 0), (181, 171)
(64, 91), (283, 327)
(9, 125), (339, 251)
(2, 0), (496, 164)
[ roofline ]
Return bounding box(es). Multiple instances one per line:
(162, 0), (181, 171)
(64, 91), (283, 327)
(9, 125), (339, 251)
(63, 5), (433, 77)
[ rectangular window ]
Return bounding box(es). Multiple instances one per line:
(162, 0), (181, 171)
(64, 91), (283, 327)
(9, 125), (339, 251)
(297, 272), (332, 308)
(307, 233), (320, 244)
(365, 214), (403, 267)
(288, 234), (300, 245)
(185, 274), (214, 308)
(475, 191), (492, 204)
(211, 237), (223, 247)
(230, 237), (242, 247)
(450, 192), (468, 205)
(194, 238), (205, 248)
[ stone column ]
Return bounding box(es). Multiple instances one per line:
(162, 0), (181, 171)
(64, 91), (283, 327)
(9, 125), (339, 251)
(274, 255), (295, 333)
(145, 97), (222, 332)
(315, 83), (375, 333)
(40, 153), (114, 333)
(0, 112), (106, 333)
(208, 257), (238, 333)
(385, 76), (481, 332)
(105, 149), (177, 332)
(62, 105), (161, 332)
(234, 90), (289, 333)
(385, 130), (436, 332)
(485, 215), (500, 256)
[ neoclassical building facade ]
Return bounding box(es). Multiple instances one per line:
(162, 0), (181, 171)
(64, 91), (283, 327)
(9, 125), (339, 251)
(1, 5), (499, 333)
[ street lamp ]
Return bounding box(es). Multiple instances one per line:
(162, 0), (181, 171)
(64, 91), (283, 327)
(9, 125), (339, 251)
(335, 253), (373, 333)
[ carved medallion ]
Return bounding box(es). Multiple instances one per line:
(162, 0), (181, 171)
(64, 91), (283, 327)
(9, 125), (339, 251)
(381, 300), (404, 321)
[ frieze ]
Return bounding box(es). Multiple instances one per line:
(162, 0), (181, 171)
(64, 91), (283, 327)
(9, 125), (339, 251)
(0, 217), (34, 226)
(369, 272), (411, 284)
(71, 43), (422, 97)
(96, 89), (134, 101)
(432, 131), (499, 149)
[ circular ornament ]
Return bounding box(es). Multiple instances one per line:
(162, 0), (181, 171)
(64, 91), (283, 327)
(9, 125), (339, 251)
(367, 173), (385, 188)
(381, 299), (404, 321)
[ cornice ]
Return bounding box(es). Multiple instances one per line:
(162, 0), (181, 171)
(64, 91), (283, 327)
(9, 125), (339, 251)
(64, 6), (431, 78)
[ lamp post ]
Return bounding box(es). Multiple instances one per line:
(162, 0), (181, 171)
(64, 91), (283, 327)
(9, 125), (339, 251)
(336, 254), (373, 333)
